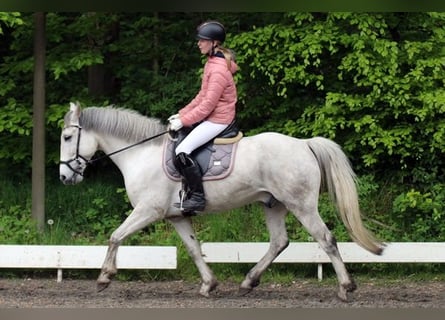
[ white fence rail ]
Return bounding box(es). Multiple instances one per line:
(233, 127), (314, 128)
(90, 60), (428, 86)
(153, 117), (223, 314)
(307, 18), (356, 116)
(201, 242), (445, 280)
(1, 242), (444, 281)
(0, 245), (176, 282)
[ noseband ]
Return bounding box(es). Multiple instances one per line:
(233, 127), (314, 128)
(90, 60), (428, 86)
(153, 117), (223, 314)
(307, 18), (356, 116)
(59, 125), (90, 177)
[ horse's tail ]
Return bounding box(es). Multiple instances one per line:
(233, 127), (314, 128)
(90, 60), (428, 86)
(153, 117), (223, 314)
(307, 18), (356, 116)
(307, 137), (384, 255)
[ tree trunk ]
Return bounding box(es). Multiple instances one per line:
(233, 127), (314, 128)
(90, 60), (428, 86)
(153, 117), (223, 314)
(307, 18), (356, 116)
(88, 63), (105, 96)
(152, 12), (159, 75)
(32, 12), (46, 232)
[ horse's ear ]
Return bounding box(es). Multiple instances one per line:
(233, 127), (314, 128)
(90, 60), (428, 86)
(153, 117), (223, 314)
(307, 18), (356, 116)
(69, 102), (81, 126)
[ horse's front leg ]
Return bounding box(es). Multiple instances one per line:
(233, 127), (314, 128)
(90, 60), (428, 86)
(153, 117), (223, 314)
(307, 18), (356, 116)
(168, 216), (218, 297)
(97, 205), (162, 292)
(97, 240), (119, 291)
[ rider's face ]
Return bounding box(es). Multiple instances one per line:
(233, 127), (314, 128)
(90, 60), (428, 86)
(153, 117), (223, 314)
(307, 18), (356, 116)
(198, 39), (213, 55)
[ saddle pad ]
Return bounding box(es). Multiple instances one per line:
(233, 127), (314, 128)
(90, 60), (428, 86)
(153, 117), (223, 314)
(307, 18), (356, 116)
(162, 138), (238, 181)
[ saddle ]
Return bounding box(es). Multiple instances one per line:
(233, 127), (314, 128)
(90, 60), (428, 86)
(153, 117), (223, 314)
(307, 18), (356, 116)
(163, 121), (243, 181)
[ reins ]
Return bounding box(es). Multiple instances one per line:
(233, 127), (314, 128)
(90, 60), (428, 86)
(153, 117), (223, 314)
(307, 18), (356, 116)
(89, 130), (170, 164)
(60, 124), (169, 176)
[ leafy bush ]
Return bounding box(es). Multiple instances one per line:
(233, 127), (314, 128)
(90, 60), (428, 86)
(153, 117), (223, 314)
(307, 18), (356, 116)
(0, 203), (40, 244)
(392, 184), (445, 241)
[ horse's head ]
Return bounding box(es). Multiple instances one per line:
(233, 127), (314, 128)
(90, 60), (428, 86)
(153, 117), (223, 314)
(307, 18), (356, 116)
(59, 102), (98, 185)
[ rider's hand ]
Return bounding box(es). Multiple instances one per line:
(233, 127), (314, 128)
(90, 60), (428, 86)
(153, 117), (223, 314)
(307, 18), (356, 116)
(169, 117), (183, 131)
(168, 113), (179, 121)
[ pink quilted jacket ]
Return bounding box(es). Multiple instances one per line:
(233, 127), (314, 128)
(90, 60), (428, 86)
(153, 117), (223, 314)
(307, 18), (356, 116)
(179, 55), (238, 127)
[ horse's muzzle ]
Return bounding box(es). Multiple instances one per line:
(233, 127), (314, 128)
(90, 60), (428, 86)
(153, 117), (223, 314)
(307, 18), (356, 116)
(59, 173), (83, 185)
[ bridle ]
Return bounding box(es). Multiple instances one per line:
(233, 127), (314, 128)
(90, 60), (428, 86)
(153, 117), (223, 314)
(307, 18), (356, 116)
(60, 124), (169, 177)
(59, 125), (89, 177)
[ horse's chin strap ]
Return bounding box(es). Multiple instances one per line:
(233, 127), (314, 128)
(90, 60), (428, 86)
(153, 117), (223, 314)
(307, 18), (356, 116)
(59, 125), (90, 177)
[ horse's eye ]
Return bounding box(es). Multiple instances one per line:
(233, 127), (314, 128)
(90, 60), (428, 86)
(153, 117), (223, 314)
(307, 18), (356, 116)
(63, 135), (72, 142)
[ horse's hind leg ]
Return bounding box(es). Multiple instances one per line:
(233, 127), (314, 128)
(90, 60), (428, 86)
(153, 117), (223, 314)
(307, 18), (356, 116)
(239, 202), (289, 295)
(168, 216), (218, 297)
(290, 206), (356, 302)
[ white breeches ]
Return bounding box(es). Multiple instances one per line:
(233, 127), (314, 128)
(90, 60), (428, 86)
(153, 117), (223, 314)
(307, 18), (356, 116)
(175, 121), (229, 155)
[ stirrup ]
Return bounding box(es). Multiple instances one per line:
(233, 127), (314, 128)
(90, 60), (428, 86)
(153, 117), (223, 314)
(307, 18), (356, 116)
(180, 198), (205, 212)
(173, 189), (197, 216)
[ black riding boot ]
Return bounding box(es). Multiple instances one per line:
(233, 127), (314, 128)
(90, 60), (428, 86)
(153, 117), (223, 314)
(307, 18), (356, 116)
(174, 152), (206, 212)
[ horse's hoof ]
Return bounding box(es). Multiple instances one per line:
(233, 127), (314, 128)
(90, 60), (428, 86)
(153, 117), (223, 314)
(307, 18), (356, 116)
(346, 281), (357, 293)
(239, 276), (259, 296)
(199, 286), (215, 298)
(199, 280), (218, 297)
(97, 281), (110, 292)
(337, 286), (354, 302)
(238, 286), (253, 296)
(199, 290), (210, 298)
(337, 290), (353, 302)
(335, 279), (357, 301)
(337, 290), (347, 302)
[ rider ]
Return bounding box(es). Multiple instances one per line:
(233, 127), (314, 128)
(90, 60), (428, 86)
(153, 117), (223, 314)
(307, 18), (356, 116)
(168, 20), (239, 212)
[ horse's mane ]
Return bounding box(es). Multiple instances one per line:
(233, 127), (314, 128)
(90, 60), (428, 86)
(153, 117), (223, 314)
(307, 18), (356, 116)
(76, 106), (166, 146)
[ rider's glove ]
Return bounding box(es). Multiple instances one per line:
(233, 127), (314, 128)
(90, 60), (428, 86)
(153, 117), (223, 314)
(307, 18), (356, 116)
(168, 113), (179, 121)
(169, 117), (183, 131)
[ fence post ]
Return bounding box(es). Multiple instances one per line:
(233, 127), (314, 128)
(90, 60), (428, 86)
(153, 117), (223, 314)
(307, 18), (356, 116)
(317, 263), (323, 281)
(57, 269), (63, 282)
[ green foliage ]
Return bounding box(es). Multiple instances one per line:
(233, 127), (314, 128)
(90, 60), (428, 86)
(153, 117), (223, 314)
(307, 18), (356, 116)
(0, 12), (23, 34)
(0, 99), (32, 165)
(392, 184), (445, 241)
(0, 203), (40, 244)
(230, 12), (444, 184)
(194, 205), (268, 242)
(43, 179), (130, 244)
(0, 176), (39, 243)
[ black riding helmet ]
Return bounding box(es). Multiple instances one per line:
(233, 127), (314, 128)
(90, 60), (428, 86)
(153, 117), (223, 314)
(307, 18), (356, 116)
(196, 21), (226, 43)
